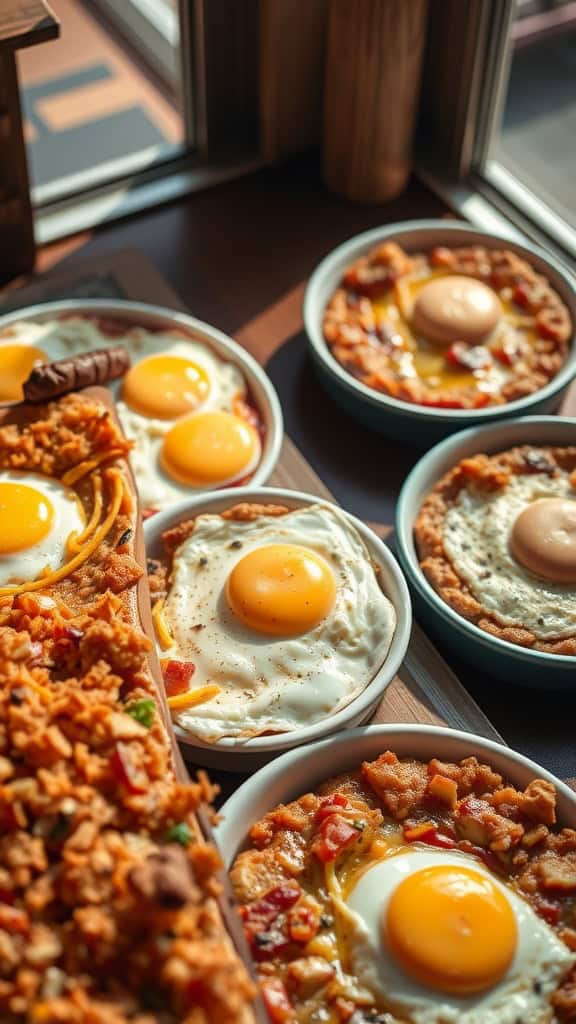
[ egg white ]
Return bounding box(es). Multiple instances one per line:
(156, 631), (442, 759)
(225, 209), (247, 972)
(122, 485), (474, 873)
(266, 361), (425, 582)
(0, 471), (85, 587)
(1, 321), (254, 510)
(161, 504), (396, 740)
(443, 473), (576, 639)
(342, 847), (575, 1024)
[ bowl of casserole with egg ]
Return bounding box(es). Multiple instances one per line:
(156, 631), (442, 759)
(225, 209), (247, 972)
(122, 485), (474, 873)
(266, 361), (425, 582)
(396, 415), (576, 685)
(0, 299), (283, 512)
(217, 723), (576, 1024)
(304, 220), (576, 443)
(144, 486), (411, 770)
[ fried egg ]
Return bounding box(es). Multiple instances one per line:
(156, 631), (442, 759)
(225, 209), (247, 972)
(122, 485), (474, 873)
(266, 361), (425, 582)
(0, 339), (47, 401)
(0, 471), (85, 587)
(2, 320), (259, 509)
(340, 846), (575, 1023)
(161, 504), (396, 740)
(443, 473), (576, 640)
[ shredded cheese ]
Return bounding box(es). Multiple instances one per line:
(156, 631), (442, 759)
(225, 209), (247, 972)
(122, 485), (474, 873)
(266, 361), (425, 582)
(167, 684), (220, 711)
(66, 472), (103, 555)
(62, 448), (126, 486)
(152, 599), (174, 651)
(0, 470), (125, 598)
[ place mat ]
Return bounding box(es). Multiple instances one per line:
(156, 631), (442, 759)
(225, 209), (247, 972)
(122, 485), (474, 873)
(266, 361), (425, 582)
(5, 247), (575, 797)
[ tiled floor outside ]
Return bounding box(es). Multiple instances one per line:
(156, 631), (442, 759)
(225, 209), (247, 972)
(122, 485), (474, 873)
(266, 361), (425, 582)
(17, 0), (183, 192)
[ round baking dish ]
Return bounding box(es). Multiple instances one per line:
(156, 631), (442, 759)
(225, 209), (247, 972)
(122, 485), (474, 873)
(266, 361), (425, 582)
(144, 486), (412, 771)
(216, 723), (576, 863)
(304, 219), (576, 444)
(395, 415), (576, 687)
(0, 298), (283, 491)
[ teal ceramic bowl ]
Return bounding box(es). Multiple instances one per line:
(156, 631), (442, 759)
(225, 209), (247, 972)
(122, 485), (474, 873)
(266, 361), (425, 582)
(303, 220), (576, 445)
(395, 416), (576, 686)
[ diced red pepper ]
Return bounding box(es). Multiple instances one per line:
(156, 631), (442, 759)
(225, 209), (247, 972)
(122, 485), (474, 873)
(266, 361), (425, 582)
(162, 660), (196, 697)
(110, 742), (148, 795)
(240, 882), (301, 958)
(0, 904), (29, 934)
(445, 342), (492, 371)
(260, 977), (295, 1023)
(288, 897), (321, 943)
(312, 815), (359, 863)
(404, 823), (457, 850)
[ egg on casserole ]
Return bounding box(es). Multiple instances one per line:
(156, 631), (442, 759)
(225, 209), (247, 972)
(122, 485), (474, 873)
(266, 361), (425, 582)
(147, 502), (397, 742)
(414, 445), (576, 654)
(323, 243), (572, 411)
(231, 750), (576, 1023)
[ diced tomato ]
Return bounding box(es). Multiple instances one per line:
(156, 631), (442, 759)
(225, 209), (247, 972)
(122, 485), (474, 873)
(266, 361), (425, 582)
(445, 342), (492, 371)
(161, 660), (195, 697)
(315, 792), (348, 824)
(534, 896), (561, 927)
(240, 882), (301, 959)
(536, 308), (568, 342)
(260, 977), (295, 1023)
(512, 282), (532, 310)
(343, 266), (395, 300)
(404, 823), (457, 849)
(110, 742), (148, 795)
(430, 246), (455, 269)
(312, 815), (359, 863)
(288, 897), (321, 943)
(0, 904), (29, 934)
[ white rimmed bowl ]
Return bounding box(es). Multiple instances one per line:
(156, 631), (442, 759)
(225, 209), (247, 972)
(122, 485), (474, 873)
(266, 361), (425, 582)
(0, 298), (283, 490)
(144, 486), (412, 771)
(395, 415), (576, 687)
(304, 219), (576, 444)
(216, 723), (576, 864)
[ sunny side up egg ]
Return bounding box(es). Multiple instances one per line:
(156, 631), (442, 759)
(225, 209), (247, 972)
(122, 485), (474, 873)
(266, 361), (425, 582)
(0, 471), (85, 587)
(1, 321), (261, 510)
(339, 846), (576, 1024)
(443, 472), (576, 640)
(160, 504), (396, 740)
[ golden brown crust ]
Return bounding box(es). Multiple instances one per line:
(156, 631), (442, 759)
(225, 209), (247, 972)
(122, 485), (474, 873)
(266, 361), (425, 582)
(0, 393), (258, 1024)
(414, 445), (576, 654)
(323, 243), (572, 410)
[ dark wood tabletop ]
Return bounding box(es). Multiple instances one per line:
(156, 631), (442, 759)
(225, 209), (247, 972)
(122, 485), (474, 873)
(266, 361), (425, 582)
(19, 156), (576, 781)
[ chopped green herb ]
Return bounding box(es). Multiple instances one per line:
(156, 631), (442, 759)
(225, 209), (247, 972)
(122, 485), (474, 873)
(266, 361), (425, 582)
(126, 698), (155, 729)
(165, 821), (193, 846)
(352, 819), (366, 831)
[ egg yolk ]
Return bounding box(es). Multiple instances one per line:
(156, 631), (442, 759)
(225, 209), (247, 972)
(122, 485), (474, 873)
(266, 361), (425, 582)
(122, 354), (210, 419)
(160, 410), (259, 486)
(0, 344), (46, 401)
(0, 482), (54, 553)
(226, 543), (337, 636)
(385, 864), (517, 994)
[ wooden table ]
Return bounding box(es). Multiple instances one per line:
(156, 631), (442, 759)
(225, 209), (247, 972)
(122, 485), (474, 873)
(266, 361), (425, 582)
(10, 156), (576, 782)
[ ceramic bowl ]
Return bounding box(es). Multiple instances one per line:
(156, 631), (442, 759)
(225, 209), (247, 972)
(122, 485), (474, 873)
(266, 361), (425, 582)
(303, 219), (576, 444)
(216, 723), (576, 863)
(0, 298), (284, 488)
(144, 486), (412, 771)
(395, 415), (576, 686)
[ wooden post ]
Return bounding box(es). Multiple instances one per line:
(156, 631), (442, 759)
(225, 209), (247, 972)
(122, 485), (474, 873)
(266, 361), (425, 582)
(0, 1), (59, 281)
(323, 0), (429, 203)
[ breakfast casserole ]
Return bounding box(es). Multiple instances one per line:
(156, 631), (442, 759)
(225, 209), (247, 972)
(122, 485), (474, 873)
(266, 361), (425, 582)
(231, 751), (576, 1023)
(414, 444), (576, 654)
(323, 242), (572, 410)
(0, 392), (256, 1023)
(147, 502), (396, 741)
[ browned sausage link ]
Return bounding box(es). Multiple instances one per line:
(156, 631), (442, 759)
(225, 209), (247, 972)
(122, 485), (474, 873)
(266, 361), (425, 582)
(23, 346), (131, 402)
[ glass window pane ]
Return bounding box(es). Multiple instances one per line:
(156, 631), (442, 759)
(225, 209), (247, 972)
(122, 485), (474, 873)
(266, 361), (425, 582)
(490, 0), (576, 230)
(17, 0), (185, 203)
